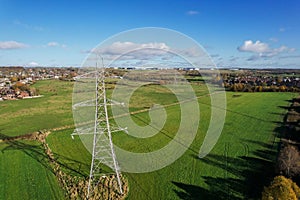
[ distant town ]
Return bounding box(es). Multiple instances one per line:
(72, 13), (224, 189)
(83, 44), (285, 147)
(0, 66), (78, 101)
(1, 66), (300, 101)
(217, 69), (300, 92)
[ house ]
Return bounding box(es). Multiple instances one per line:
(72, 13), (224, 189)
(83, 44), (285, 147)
(17, 91), (29, 99)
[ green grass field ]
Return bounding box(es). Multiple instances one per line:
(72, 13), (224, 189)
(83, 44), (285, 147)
(0, 79), (297, 200)
(122, 91), (294, 200)
(0, 140), (65, 200)
(0, 80), (74, 137)
(0, 80), (73, 200)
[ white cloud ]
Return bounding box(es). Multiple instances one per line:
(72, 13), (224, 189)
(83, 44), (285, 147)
(263, 45), (295, 57)
(100, 41), (170, 55)
(90, 41), (207, 59)
(84, 41), (208, 67)
(91, 41), (171, 60)
(13, 20), (44, 31)
(238, 40), (295, 60)
(269, 37), (278, 42)
(47, 42), (67, 48)
(238, 40), (269, 53)
(177, 47), (206, 58)
(229, 56), (239, 62)
(279, 54), (300, 59)
(27, 61), (39, 67)
(186, 10), (199, 15)
(210, 54), (220, 58)
(279, 28), (286, 32)
(0, 41), (27, 50)
(47, 42), (59, 47)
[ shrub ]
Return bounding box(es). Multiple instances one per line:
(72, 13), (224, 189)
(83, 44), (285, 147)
(262, 175), (300, 200)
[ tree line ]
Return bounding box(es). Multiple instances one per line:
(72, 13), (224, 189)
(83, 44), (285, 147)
(262, 96), (300, 199)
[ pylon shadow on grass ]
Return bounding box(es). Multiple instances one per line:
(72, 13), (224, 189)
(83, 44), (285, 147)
(0, 133), (89, 177)
(0, 133), (54, 173)
(51, 152), (91, 177)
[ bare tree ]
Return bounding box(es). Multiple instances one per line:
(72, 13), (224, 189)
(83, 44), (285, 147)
(277, 144), (300, 178)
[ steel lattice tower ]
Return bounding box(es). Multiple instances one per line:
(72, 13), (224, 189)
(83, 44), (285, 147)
(72, 59), (124, 199)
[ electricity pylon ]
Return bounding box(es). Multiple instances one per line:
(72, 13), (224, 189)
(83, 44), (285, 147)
(72, 58), (125, 199)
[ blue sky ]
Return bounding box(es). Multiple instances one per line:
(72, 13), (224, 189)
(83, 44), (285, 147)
(0, 0), (300, 68)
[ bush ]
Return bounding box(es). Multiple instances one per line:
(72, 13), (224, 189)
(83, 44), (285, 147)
(262, 175), (300, 200)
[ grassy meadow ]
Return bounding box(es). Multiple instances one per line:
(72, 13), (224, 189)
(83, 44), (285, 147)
(0, 80), (73, 200)
(0, 80), (74, 137)
(0, 140), (64, 200)
(0, 79), (297, 199)
(122, 91), (294, 200)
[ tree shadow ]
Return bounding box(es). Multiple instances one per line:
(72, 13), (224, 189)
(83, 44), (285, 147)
(172, 98), (296, 199)
(0, 133), (90, 177)
(172, 181), (219, 200)
(285, 99), (294, 103)
(278, 105), (290, 110)
(173, 128), (281, 199)
(274, 100), (300, 143)
(173, 142), (277, 200)
(273, 96), (300, 185)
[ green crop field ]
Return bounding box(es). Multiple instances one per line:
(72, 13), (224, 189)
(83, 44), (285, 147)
(0, 79), (297, 200)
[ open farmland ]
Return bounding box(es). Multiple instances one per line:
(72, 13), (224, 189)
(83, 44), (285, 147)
(0, 80), (73, 200)
(0, 80), (74, 137)
(121, 91), (296, 199)
(0, 140), (65, 200)
(0, 79), (296, 199)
